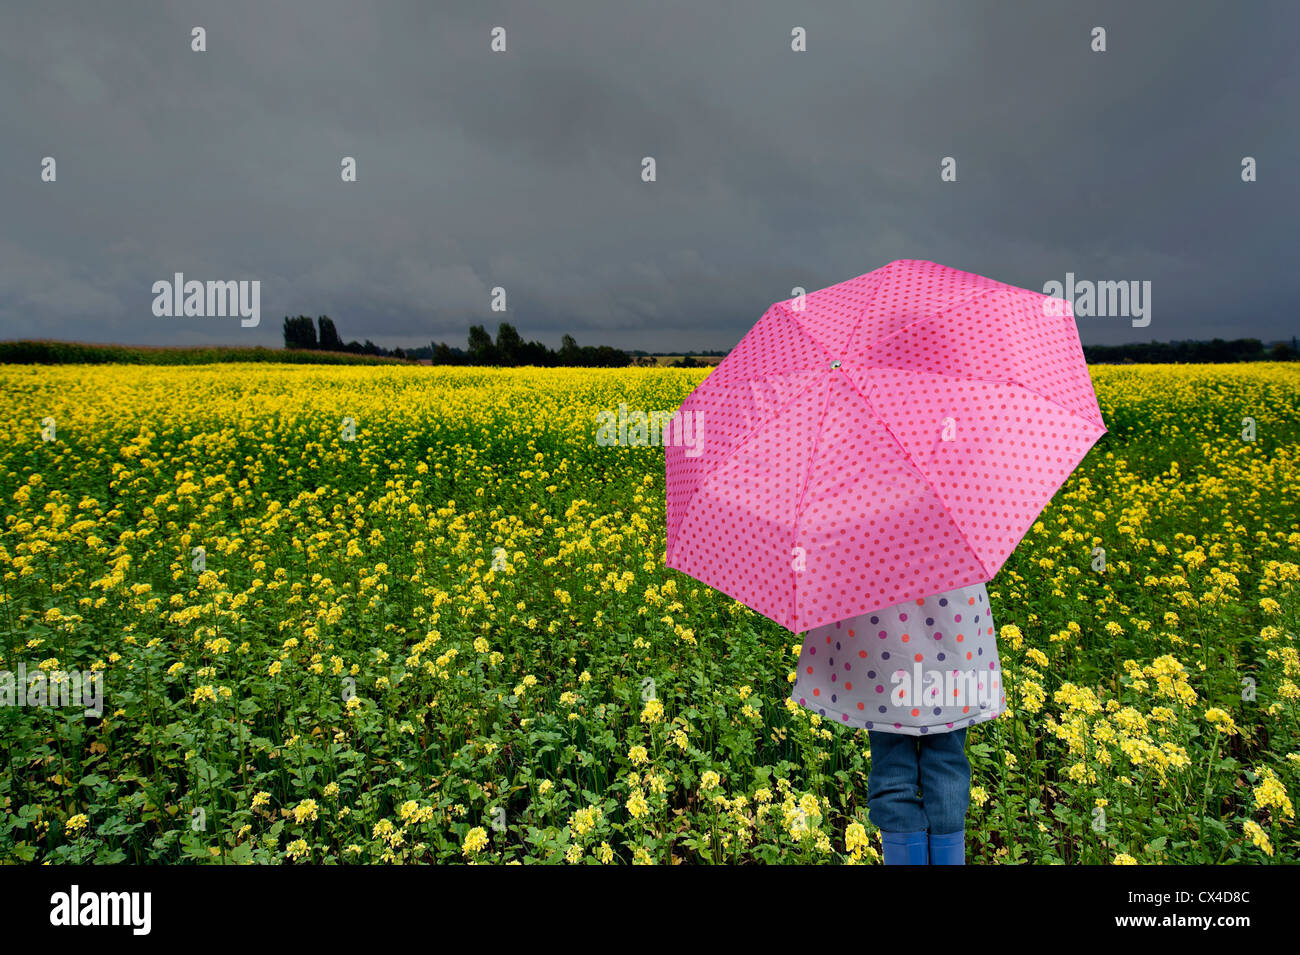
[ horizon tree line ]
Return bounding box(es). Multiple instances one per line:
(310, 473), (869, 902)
(283, 315), (631, 366)
(284, 316), (1298, 367)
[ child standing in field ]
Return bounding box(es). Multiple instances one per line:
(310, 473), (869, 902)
(790, 580), (1005, 865)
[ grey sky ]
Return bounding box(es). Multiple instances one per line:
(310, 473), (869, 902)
(2, 0), (1297, 352)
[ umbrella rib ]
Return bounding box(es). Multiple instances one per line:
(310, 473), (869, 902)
(853, 284), (1003, 358)
(772, 300), (835, 364)
(852, 365), (1106, 432)
(1006, 378), (1107, 432)
(842, 266), (892, 357)
(666, 373), (825, 564)
(707, 302), (831, 385)
(787, 374), (836, 630)
(846, 375), (994, 581)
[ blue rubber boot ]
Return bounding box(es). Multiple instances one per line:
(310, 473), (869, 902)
(928, 829), (965, 865)
(880, 830), (929, 865)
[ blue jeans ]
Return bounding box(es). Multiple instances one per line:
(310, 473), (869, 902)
(866, 728), (969, 834)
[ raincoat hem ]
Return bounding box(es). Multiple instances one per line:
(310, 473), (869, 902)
(790, 692), (1007, 736)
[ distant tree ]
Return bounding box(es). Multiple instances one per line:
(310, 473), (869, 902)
(1270, 341), (1297, 361)
(1083, 337), (1274, 364)
(318, 316), (343, 351)
(467, 324), (496, 364)
(495, 323), (524, 365)
(519, 337), (552, 366)
(431, 341), (464, 364)
(559, 334), (580, 365)
(283, 315), (318, 349)
(591, 345), (631, 367)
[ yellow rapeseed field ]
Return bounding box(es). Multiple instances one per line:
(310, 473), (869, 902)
(1, 362), (1297, 863)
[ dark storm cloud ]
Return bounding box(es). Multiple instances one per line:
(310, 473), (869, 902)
(1, 0), (1297, 351)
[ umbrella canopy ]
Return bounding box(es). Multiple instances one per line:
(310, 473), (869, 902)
(664, 259), (1107, 634)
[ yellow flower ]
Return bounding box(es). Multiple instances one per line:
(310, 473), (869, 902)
(1243, 819), (1273, 857)
(1018, 678), (1046, 714)
(1252, 767), (1294, 820)
(568, 805), (603, 838)
(462, 827), (489, 856)
(1204, 708), (1239, 735)
(999, 624), (1024, 651)
(844, 821), (871, 859)
(65, 813), (89, 835)
(398, 800), (434, 825)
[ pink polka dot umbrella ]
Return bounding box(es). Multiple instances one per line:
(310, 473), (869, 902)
(664, 259), (1107, 634)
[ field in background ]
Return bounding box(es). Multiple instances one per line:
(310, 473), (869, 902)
(1, 362), (1298, 863)
(639, 355), (726, 367)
